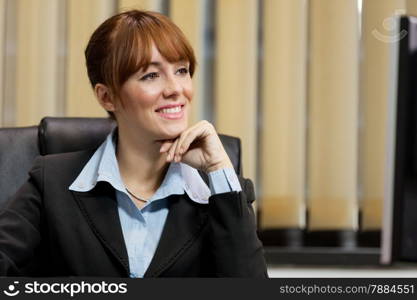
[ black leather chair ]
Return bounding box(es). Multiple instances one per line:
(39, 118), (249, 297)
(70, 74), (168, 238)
(0, 117), (242, 207)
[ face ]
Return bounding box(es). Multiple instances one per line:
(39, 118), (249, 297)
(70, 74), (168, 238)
(113, 44), (193, 141)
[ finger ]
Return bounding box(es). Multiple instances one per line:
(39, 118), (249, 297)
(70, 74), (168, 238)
(174, 135), (186, 162)
(171, 122), (201, 157)
(175, 121), (208, 155)
(176, 127), (203, 158)
(173, 127), (193, 157)
(160, 140), (174, 153)
(173, 127), (198, 163)
(179, 122), (213, 155)
(167, 138), (179, 162)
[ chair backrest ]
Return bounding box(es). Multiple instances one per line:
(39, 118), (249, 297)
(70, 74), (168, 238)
(0, 126), (39, 205)
(0, 117), (242, 207)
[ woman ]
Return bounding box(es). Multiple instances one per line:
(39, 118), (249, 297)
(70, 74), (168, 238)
(0, 10), (267, 277)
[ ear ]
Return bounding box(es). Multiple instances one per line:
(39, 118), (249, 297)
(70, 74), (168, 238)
(94, 83), (116, 112)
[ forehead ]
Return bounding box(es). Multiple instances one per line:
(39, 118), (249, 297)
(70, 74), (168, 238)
(141, 44), (188, 68)
(149, 44), (165, 61)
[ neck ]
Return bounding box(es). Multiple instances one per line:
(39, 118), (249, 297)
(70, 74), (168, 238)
(115, 126), (169, 195)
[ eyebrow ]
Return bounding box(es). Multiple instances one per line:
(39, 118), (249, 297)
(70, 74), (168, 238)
(137, 62), (161, 74)
(141, 60), (189, 73)
(148, 60), (188, 66)
(149, 61), (162, 67)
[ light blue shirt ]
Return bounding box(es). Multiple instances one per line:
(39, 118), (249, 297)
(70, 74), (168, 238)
(69, 129), (241, 277)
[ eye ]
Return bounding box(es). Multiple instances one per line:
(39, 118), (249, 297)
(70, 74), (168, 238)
(176, 67), (189, 75)
(140, 72), (159, 81)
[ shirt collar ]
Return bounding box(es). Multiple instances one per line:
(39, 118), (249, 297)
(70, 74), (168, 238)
(69, 129), (210, 204)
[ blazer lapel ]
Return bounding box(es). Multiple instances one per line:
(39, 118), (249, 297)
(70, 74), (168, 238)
(144, 193), (208, 277)
(71, 183), (130, 275)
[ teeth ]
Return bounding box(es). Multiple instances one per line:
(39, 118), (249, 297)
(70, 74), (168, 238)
(160, 106), (181, 114)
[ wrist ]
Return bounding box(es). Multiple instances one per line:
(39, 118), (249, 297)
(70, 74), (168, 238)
(205, 159), (233, 173)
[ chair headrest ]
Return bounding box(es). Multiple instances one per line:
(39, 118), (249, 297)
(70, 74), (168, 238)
(39, 117), (242, 175)
(39, 117), (116, 155)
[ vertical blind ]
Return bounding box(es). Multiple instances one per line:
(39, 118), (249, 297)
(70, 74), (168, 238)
(307, 0), (359, 230)
(260, 0), (307, 229)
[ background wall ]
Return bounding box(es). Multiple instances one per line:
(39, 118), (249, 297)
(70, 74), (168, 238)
(1, 0), (416, 235)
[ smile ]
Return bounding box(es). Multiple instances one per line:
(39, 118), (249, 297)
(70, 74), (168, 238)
(155, 104), (185, 120)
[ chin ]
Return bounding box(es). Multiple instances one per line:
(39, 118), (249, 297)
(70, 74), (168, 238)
(158, 123), (188, 140)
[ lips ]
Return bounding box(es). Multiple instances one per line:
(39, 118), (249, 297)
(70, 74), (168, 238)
(155, 104), (185, 120)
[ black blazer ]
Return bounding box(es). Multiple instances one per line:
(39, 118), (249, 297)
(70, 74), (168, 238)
(0, 149), (268, 277)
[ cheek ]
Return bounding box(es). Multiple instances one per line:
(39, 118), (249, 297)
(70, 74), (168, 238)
(139, 84), (163, 99)
(126, 88), (160, 111)
(183, 82), (194, 102)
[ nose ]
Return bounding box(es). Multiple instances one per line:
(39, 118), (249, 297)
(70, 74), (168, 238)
(163, 74), (182, 99)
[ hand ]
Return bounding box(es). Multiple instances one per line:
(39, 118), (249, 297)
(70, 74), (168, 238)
(159, 120), (233, 173)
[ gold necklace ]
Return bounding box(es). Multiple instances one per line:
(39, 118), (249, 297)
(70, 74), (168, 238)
(125, 188), (148, 203)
